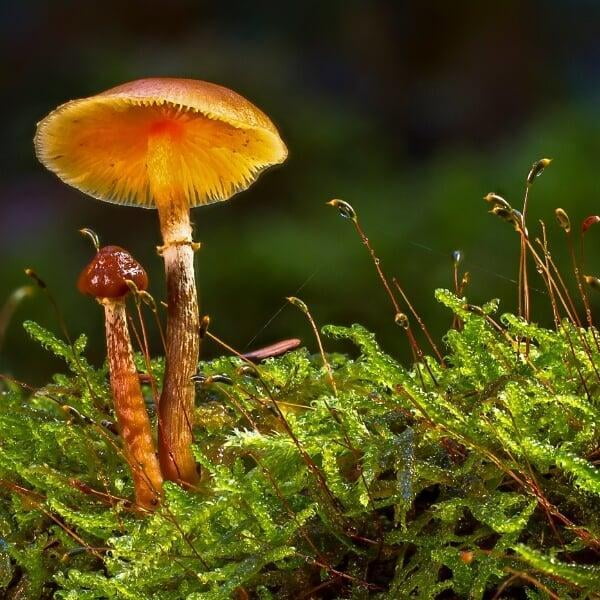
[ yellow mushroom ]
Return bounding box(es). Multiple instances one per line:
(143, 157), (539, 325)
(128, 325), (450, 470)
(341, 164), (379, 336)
(35, 78), (287, 485)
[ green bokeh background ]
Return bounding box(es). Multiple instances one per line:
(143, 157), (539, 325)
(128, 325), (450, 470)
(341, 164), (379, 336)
(1, 1), (599, 382)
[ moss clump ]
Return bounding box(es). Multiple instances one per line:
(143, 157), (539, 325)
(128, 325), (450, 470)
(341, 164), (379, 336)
(0, 288), (599, 599)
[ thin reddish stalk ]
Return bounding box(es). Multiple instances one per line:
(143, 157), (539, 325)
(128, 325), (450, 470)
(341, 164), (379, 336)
(104, 300), (163, 508)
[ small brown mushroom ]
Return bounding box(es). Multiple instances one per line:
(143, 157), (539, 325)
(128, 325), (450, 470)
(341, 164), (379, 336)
(78, 245), (163, 509)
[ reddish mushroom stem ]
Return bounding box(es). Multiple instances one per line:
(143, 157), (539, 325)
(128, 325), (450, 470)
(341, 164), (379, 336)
(148, 133), (200, 485)
(78, 245), (163, 509)
(104, 299), (164, 508)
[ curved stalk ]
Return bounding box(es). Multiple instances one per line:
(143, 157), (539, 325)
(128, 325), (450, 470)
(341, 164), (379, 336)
(148, 133), (200, 485)
(104, 299), (163, 508)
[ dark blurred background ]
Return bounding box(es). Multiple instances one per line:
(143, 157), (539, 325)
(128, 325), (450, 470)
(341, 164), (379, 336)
(1, 0), (599, 382)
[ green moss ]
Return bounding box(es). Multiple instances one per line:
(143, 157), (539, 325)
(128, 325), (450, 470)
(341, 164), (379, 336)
(1, 291), (599, 599)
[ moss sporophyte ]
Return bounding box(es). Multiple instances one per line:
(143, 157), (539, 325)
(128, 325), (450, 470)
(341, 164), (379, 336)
(0, 83), (595, 597)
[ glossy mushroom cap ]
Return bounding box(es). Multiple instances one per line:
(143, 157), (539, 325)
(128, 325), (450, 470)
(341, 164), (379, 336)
(78, 246), (148, 299)
(35, 78), (288, 208)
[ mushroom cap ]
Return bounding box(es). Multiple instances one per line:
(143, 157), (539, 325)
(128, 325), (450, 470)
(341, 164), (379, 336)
(78, 245), (148, 299)
(35, 78), (288, 208)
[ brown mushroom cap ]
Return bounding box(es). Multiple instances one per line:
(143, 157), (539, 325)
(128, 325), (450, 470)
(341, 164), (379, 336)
(34, 78), (287, 208)
(78, 246), (148, 299)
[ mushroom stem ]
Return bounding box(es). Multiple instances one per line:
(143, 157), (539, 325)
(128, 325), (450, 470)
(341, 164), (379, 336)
(148, 133), (200, 485)
(104, 299), (163, 508)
